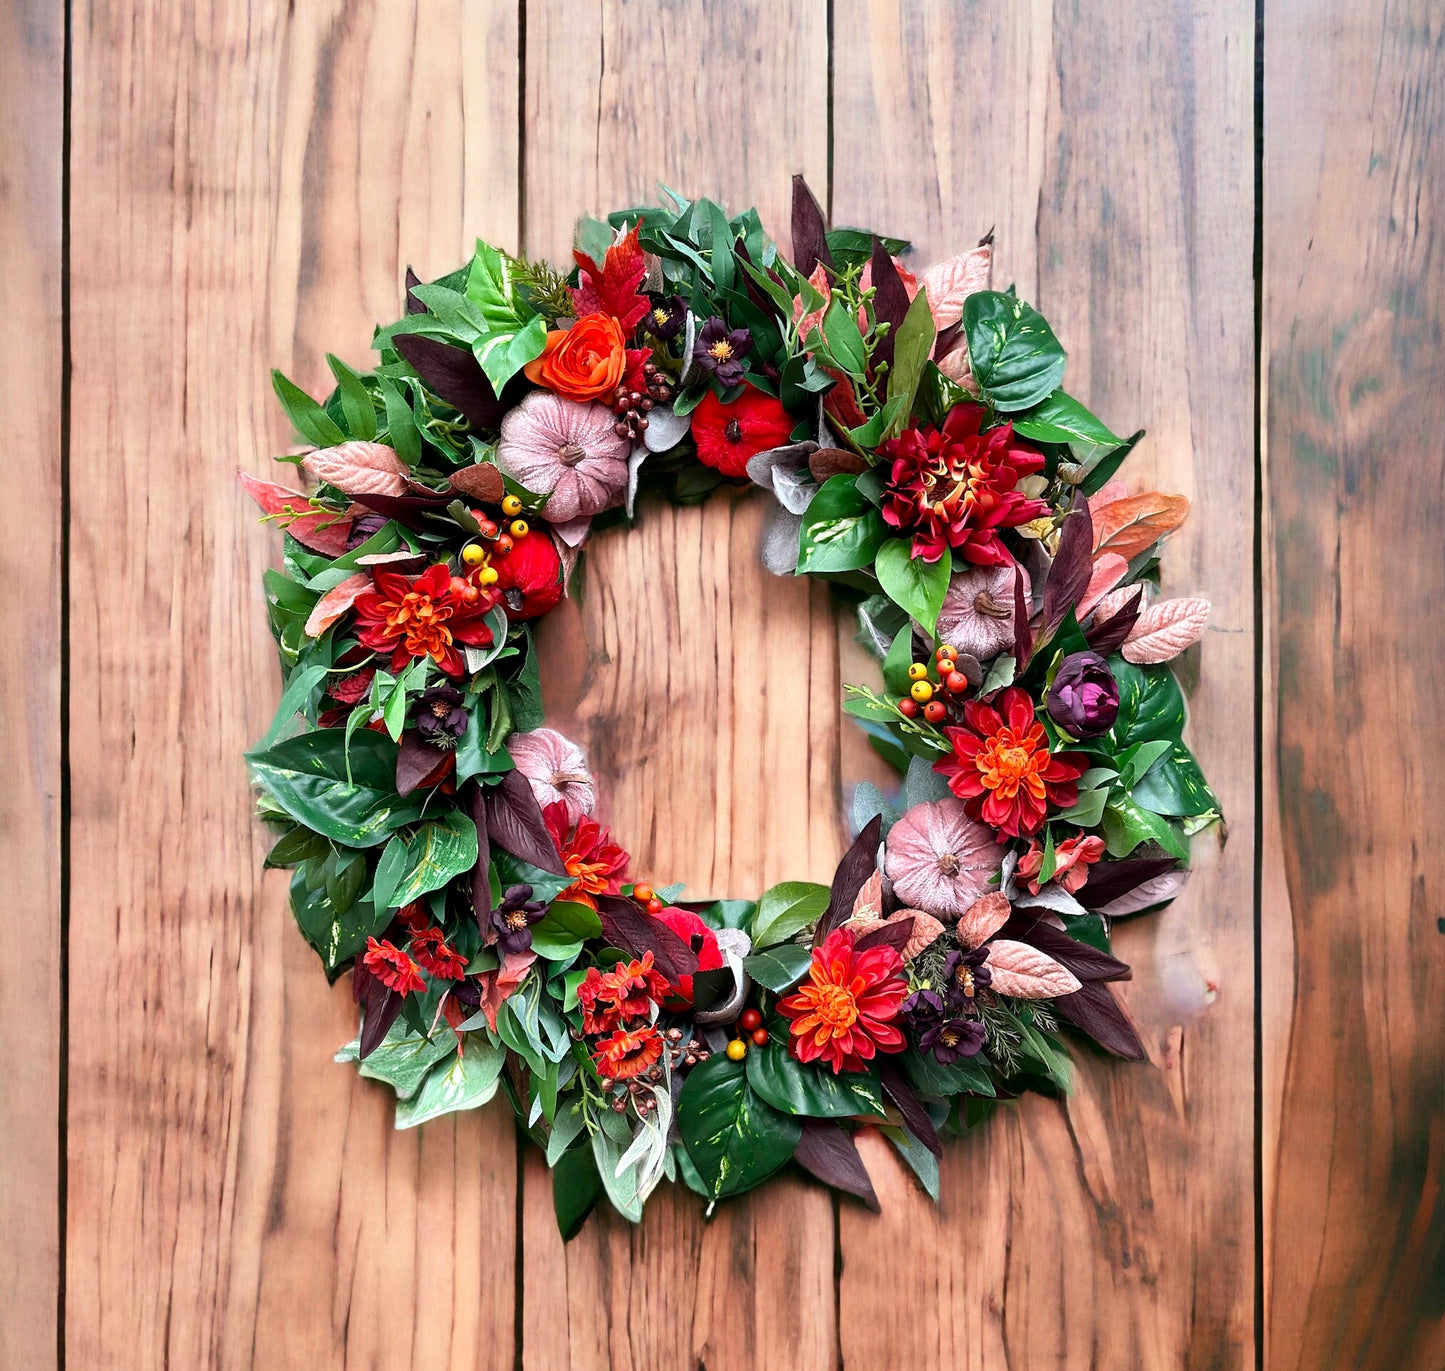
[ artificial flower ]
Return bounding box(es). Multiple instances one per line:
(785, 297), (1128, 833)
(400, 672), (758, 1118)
(691, 385), (796, 479)
(543, 803), (629, 907)
(934, 563), (1028, 661)
(496, 389), (631, 525)
(524, 312), (628, 402)
(643, 294), (686, 341)
(592, 1023), (664, 1081)
(882, 798), (1001, 919)
(902, 987), (945, 1035)
(578, 952), (670, 1034)
(878, 404), (1047, 565)
(919, 1015), (986, 1064)
(935, 687), (1087, 838)
(778, 927), (909, 1074)
(489, 883), (548, 956)
(493, 526), (564, 620)
(1045, 651), (1120, 738)
(692, 316), (753, 387)
(415, 684), (468, 747)
(352, 563), (497, 676)
(362, 937), (426, 995)
(650, 906), (722, 1006)
(410, 927), (467, 980)
(1015, 833), (1107, 895)
(507, 727), (595, 824)
(941, 946), (992, 1008)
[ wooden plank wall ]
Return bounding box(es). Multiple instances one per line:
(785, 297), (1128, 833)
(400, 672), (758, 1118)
(1, 0), (1438, 1367)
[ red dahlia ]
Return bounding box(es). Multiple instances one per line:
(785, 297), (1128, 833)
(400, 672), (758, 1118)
(353, 563), (498, 676)
(691, 384), (795, 478)
(778, 927), (909, 1074)
(933, 686), (1086, 838)
(879, 403), (1047, 565)
(577, 952), (670, 1034)
(362, 936), (426, 995)
(410, 927), (467, 980)
(592, 1023), (664, 1081)
(544, 802), (629, 907)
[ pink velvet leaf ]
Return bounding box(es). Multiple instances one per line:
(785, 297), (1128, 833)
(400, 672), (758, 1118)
(302, 440), (410, 497)
(919, 244), (992, 329)
(304, 571), (372, 638)
(984, 939), (1083, 998)
(1120, 597), (1211, 664)
(954, 892), (1012, 950)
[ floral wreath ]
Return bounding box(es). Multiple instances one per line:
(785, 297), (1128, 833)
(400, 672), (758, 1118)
(245, 177), (1217, 1233)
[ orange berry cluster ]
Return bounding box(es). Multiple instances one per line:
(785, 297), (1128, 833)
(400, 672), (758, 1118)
(726, 1007), (769, 1061)
(897, 642), (970, 724)
(457, 494), (531, 591)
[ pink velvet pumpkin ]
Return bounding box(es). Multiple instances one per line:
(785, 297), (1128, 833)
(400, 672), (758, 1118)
(495, 390), (630, 525)
(883, 798), (1001, 919)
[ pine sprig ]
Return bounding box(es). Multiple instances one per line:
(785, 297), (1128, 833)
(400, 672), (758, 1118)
(507, 252), (574, 322)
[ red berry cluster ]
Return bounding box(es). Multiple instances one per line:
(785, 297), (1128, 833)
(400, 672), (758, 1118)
(897, 642), (971, 725)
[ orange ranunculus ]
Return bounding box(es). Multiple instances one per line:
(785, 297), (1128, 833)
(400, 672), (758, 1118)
(523, 312), (626, 401)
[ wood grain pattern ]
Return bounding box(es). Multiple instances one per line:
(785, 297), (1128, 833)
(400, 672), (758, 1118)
(1264, 2), (1445, 1366)
(0, 2), (64, 1369)
(65, 4), (520, 1367)
(832, 2), (1257, 1366)
(523, 3), (840, 1367)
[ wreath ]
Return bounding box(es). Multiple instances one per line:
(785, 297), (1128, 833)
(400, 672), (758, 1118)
(245, 177), (1217, 1234)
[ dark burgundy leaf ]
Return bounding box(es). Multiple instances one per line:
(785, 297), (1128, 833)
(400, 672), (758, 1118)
(854, 917), (913, 955)
(348, 489), (453, 530)
(997, 911), (1133, 982)
(1054, 981), (1147, 1059)
(1075, 856), (1180, 910)
(396, 729), (446, 797)
(466, 781), (492, 926)
(792, 1120), (879, 1211)
(1012, 561), (1033, 668)
(1042, 491), (1094, 638)
(483, 768), (565, 874)
(732, 238), (784, 318)
(354, 963), (403, 1060)
(814, 814), (882, 946)
(790, 174), (833, 276)
(932, 319), (963, 363)
(404, 266), (426, 315)
(392, 333), (507, 431)
(868, 238), (911, 377)
(879, 1060), (943, 1158)
(594, 896), (700, 985)
(1085, 585), (1143, 655)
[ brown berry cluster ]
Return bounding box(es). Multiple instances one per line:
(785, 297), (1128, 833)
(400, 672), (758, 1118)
(611, 361), (674, 440)
(597, 1026), (710, 1113)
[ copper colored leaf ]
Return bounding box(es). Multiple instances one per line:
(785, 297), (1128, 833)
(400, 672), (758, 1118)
(984, 939), (1082, 998)
(845, 869), (883, 927)
(1077, 552), (1129, 620)
(304, 571), (371, 638)
(896, 909), (944, 960)
(1091, 492), (1190, 561)
(238, 471), (354, 557)
(919, 244), (992, 329)
(955, 892), (1011, 950)
(302, 440), (410, 498)
(449, 462), (505, 504)
(1121, 597), (1210, 664)
(808, 447), (868, 483)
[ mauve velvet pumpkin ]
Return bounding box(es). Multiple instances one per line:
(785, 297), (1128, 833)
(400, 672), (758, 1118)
(495, 390), (630, 524)
(883, 798), (1002, 919)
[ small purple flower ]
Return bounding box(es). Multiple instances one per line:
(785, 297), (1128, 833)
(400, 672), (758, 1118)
(644, 294), (686, 341)
(1046, 650), (1120, 739)
(489, 883), (547, 956)
(919, 1016), (986, 1064)
(415, 684), (468, 748)
(693, 316), (752, 387)
(941, 947), (992, 1011)
(903, 988), (945, 1037)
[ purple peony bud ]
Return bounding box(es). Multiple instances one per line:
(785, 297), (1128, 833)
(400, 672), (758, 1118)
(1046, 651), (1120, 739)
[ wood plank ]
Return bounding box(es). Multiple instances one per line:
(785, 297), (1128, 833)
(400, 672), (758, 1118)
(522, 3), (839, 1367)
(65, 4), (521, 1366)
(1263, 2), (1445, 1366)
(0, 2), (64, 1369)
(832, 3), (1257, 1366)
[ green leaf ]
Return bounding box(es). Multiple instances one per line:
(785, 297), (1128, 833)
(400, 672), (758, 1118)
(354, 1021), (456, 1100)
(474, 314), (548, 394)
(1109, 659), (1187, 748)
(902, 1046), (996, 1098)
(678, 1054), (801, 1201)
(821, 301), (868, 376)
(248, 729), (427, 847)
(454, 706), (513, 784)
(1131, 742), (1218, 818)
(391, 811), (480, 905)
(750, 881), (830, 949)
(1053, 785), (1108, 828)
(271, 369), (345, 446)
(533, 899), (604, 946)
(741, 943), (813, 992)
(370, 833), (410, 914)
(1011, 388), (1119, 446)
(796, 475), (887, 574)
(886, 288), (936, 430)
(875, 538), (950, 635)
(290, 868), (389, 976)
(264, 824), (328, 869)
(745, 1042), (886, 1118)
(1101, 797), (1188, 859)
(327, 354), (378, 440)
(884, 1122), (940, 1200)
(394, 1039), (505, 1128)
(962, 292), (1067, 412)
(465, 240), (549, 391)
(882, 623), (915, 695)
(553, 1141), (603, 1240)
(257, 662), (328, 750)
(380, 377), (422, 466)
(705, 199), (735, 294)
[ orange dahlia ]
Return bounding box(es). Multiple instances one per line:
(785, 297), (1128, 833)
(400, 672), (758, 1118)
(577, 952), (670, 1034)
(362, 937), (426, 996)
(778, 927), (909, 1074)
(592, 1024), (664, 1081)
(934, 686), (1086, 838)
